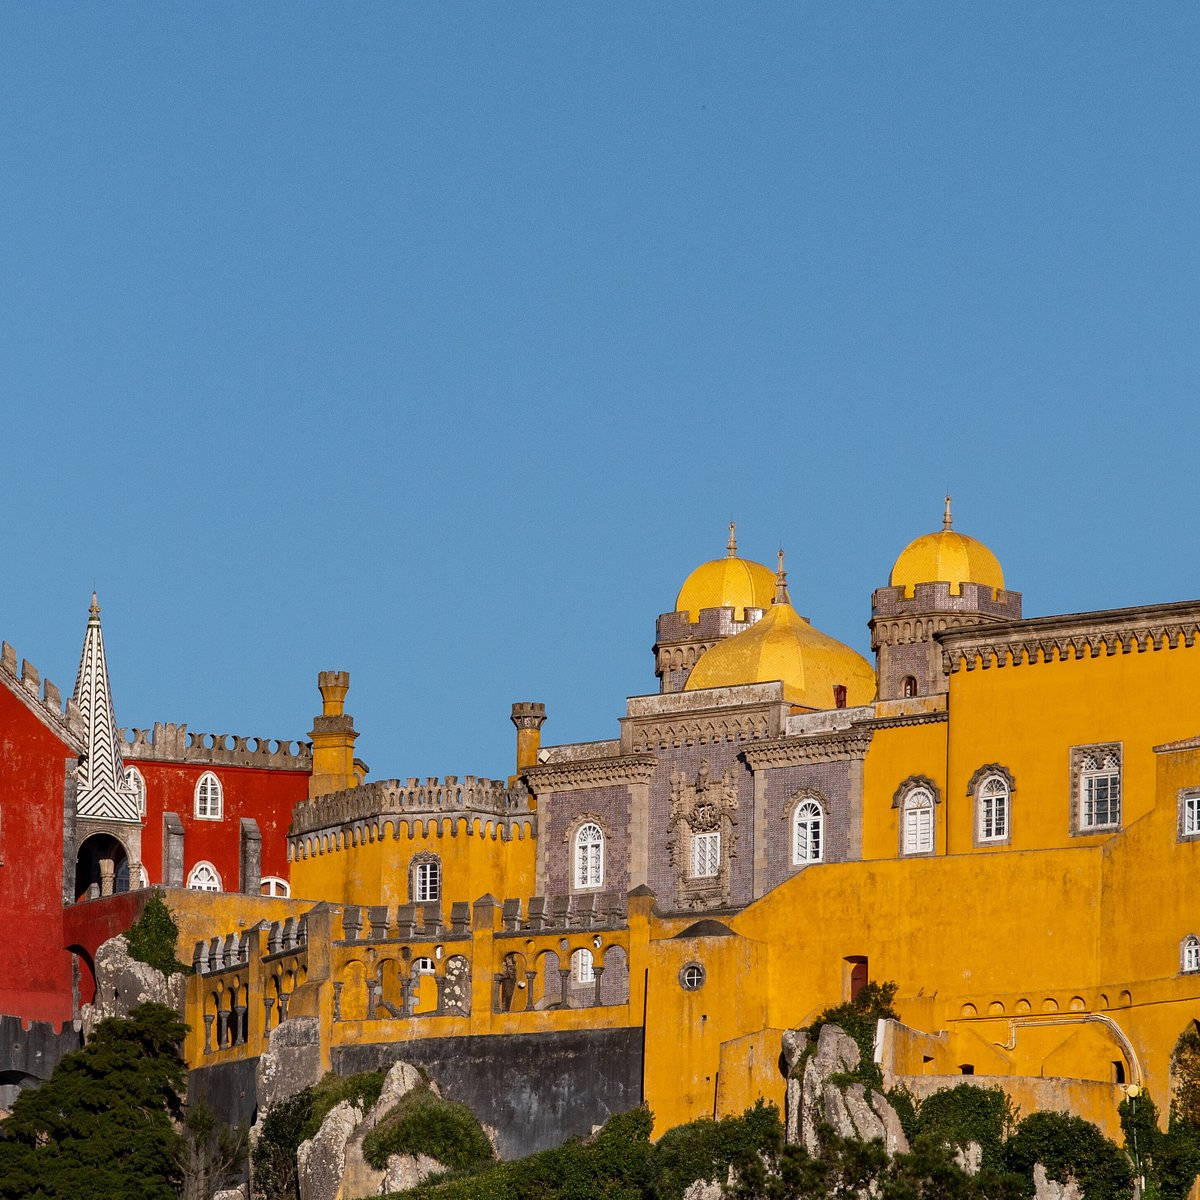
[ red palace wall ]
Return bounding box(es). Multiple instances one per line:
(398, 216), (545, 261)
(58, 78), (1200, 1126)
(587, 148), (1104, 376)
(135, 760), (308, 893)
(0, 684), (76, 1025)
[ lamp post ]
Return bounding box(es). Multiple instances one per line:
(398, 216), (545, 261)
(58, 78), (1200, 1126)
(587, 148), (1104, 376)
(1123, 1084), (1144, 1198)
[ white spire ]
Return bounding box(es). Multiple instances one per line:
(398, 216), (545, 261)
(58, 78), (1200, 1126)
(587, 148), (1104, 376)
(72, 593), (139, 822)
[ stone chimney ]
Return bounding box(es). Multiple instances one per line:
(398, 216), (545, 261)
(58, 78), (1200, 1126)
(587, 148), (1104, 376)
(510, 702), (546, 772)
(308, 671), (360, 799)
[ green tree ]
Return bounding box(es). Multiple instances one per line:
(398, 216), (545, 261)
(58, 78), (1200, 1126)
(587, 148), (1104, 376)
(0, 1003), (187, 1200)
(125, 894), (193, 977)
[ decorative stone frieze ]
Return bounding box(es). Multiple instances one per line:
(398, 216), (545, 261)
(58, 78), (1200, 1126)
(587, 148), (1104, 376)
(524, 754), (657, 793)
(742, 731), (873, 770)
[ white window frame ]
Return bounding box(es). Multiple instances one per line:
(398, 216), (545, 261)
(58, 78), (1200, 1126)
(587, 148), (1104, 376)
(571, 948), (595, 984)
(977, 774), (1010, 842)
(1184, 936), (1200, 975)
(793, 800), (824, 865)
(413, 858), (441, 903)
(573, 823), (605, 890)
(1079, 753), (1121, 830)
(124, 766), (147, 818)
(692, 830), (720, 879)
(260, 876), (290, 898)
(187, 861), (222, 892)
(413, 956), (436, 975)
(1181, 790), (1200, 840)
(902, 788), (935, 855)
(194, 771), (223, 820)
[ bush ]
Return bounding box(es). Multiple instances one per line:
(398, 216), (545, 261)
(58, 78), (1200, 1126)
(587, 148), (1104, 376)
(799, 980), (900, 1091)
(913, 1083), (1015, 1173)
(251, 1071), (385, 1200)
(654, 1101), (781, 1200)
(1005, 1110), (1133, 1200)
(126, 894), (192, 977)
(363, 1085), (494, 1175)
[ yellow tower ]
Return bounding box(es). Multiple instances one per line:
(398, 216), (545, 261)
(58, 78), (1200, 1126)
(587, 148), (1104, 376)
(308, 670), (361, 798)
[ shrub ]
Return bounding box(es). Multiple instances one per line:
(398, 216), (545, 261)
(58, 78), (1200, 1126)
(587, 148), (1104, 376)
(126, 894), (192, 977)
(913, 1083), (1015, 1173)
(654, 1101), (781, 1200)
(799, 980), (900, 1091)
(1005, 1110), (1133, 1200)
(363, 1085), (494, 1175)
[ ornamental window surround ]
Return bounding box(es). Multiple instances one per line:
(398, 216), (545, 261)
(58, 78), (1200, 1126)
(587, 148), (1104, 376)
(792, 799), (824, 865)
(124, 766), (146, 818)
(692, 830), (721, 878)
(411, 855), (441, 903)
(187, 861), (221, 891)
(1184, 936), (1200, 975)
(573, 822), (605, 890)
(893, 776), (940, 857)
(194, 771), (223, 820)
(1180, 790), (1200, 841)
(1071, 745), (1122, 834)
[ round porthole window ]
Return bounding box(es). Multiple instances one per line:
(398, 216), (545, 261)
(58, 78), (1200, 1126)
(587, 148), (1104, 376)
(679, 962), (706, 991)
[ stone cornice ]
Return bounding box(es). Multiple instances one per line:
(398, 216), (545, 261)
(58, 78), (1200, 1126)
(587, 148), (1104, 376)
(862, 710), (949, 731)
(524, 754), (658, 793)
(741, 729), (873, 768)
(1154, 734), (1200, 755)
(936, 600), (1200, 674)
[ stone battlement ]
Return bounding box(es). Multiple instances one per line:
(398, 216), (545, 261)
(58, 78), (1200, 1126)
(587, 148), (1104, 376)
(871, 581), (1023, 620)
(193, 913), (308, 975)
(119, 722), (312, 770)
(290, 775), (521, 837)
(655, 605), (764, 642)
(0, 639), (83, 745)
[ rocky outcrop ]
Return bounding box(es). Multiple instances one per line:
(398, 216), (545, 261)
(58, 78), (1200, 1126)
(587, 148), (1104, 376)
(1033, 1163), (1082, 1200)
(783, 1024), (908, 1158)
(294, 1061), (446, 1200)
(256, 1017), (324, 1112)
(213, 1187), (248, 1200)
(80, 934), (186, 1038)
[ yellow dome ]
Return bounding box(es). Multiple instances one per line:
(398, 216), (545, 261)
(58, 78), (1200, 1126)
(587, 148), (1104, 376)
(889, 499), (1005, 598)
(684, 557), (876, 710)
(675, 523), (776, 623)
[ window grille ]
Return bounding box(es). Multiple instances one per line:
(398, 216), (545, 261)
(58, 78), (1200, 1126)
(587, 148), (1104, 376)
(793, 800), (824, 864)
(692, 831), (720, 878)
(1080, 753), (1121, 829)
(978, 775), (1009, 841)
(187, 861), (221, 891)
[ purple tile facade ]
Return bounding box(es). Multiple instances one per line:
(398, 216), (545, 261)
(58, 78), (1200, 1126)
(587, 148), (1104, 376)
(761, 760), (855, 891)
(543, 784), (632, 897)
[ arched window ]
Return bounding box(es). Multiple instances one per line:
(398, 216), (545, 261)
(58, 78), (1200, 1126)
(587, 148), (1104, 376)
(124, 766), (146, 817)
(978, 774), (1010, 842)
(187, 861), (221, 892)
(259, 876), (290, 898)
(571, 948), (595, 984)
(412, 856), (441, 903)
(194, 772), (223, 820)
(902, 675), (918, 698)
(574, 823), (604, 889)
(902, 788), (935, 855)
(793, 800), (824, 864)
(1183, 936), (1200, 974)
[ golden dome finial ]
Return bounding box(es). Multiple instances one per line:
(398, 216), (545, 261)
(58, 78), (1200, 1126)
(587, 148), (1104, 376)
(774, 549), (790, 605)
(943, 495), (953, 531)
(726, 521), (738, 558)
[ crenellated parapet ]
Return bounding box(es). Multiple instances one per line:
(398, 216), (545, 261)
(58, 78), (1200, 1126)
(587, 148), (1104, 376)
(0, 639), (84, 747)
(654, 606), (765, 694)
(288, 775), (536, 859)
(119, 722), (312, 770)
(870, 581), (1023, 647)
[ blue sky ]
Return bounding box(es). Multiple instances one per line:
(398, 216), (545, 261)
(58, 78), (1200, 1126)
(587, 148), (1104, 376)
(2, 5), (1198, 780)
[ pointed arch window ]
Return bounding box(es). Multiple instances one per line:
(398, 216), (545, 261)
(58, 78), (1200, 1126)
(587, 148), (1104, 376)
(574, 822), (605, 890)
(793, 800), (824, 864)
(194, 772), (223, 820)
(1184, 936), (1200, 975)
(187, 861), (221, 892)
(124, 766), (147, 818)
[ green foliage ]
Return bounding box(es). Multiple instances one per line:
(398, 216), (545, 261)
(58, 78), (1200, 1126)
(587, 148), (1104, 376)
(654, 1100), (781, 1200)
(1117, 1091), (1200, 1200)
(180, 1100), (249, 1200)
(912, 1084), (1015, 1173)
(0, 1003), (187, 1200)
(125, 894), (192, 977)
(1005, 1110), (1133, 1200)
(798, 980), (900, 1092)
(363, 1085), (495, 1174)
(251, 1071), (386, 1200)
(886, 1084), (919, 1144)
(1172, 1025), (1200, 1128)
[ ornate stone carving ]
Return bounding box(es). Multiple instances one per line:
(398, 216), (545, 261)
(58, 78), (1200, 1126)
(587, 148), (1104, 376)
(666, 760), (739, 911)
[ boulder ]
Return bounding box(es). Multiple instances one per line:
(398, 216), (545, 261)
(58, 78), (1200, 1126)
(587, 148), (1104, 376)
(297, 1099), (363, 1200)
(954, 1141), (983, 1175)
(80, 935), (185, 1038)
(213, 1188), (248, 1200)
(256, 1017), (323, 1112)
(681, 1178), (725, 1200)
(339, 1061), (435, 1198)
(381, 1154), (444, 1193)
(1033, 1163), (1082, 1200)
